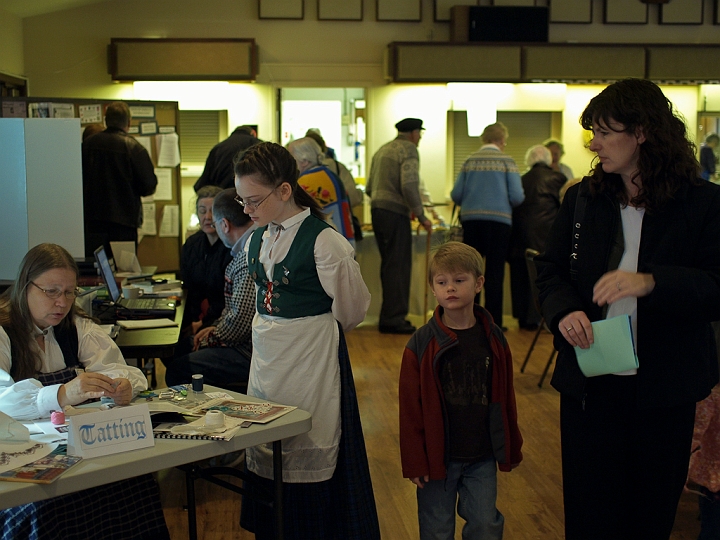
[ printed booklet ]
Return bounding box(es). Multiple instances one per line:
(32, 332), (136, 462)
(0, 446), (82, 484)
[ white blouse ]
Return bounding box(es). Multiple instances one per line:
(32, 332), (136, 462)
(0, 316), (148, 420)
(249, 208), (370, 331)
(607, 204), (645, 376)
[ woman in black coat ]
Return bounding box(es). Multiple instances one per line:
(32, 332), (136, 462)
(509, 144), (566, 329)
(536, 79), (720, 540)
(180, 185), (231, 333)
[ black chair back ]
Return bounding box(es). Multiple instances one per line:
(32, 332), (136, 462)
(524, 248), (542, 314)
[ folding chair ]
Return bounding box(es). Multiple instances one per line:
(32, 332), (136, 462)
(519, 248), (557, 388)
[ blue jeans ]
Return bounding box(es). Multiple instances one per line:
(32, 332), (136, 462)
(417, 459), (504, 540)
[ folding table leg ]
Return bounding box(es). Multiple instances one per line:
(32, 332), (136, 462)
(186, 464), (198, 540)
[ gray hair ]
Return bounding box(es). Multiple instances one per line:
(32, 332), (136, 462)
(525, 145), (552, 168)
(287, 137), (323, 167)
(480, 122), (508, 145)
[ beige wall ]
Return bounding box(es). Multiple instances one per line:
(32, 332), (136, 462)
(0, 7), (23, 77)
(10, 0), (716, 208)
(20, 0), (720, 98)
(21, 0), (449, 97)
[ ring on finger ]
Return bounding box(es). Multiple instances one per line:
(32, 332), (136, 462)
(566, 326), (573, 332)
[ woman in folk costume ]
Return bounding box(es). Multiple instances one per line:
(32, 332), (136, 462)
(234, 142), (380, 540)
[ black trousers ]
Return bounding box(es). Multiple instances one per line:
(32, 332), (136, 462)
(461, 219), (511, 327)
(508, 254), (540, 327)
(560, 375), (696, 540)
(84, 220), (137, 258)
(371, 208), (412, 328)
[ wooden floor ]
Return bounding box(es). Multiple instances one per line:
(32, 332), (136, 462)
(153, 321), (702, 539)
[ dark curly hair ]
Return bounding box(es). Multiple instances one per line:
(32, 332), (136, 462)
(581, 78), (700, 212)
(233, 142), (325, 219)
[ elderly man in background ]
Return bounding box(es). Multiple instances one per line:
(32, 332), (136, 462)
(544, 138), (574, 181)
(367, 118), (433, 335)
(451, 122), (524, 331)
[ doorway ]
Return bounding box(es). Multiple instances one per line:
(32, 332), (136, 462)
(279, 87), (366, 179)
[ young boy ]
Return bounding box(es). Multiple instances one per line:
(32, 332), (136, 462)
(399, 241), (523, 540)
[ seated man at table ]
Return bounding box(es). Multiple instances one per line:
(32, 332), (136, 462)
(0, 243), (169, 539)
(164, 188), (255, 389)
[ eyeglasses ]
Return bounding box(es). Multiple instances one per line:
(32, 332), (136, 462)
(234, 189), (275, 211)
(30, 282), (80, 300)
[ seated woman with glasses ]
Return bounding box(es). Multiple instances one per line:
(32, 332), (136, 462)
(0, 243), (169, 539)
(180, 185), (232, 335)
(0, 243), (147, 417)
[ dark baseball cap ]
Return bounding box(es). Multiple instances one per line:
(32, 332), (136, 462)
(395, 118), (424, 132)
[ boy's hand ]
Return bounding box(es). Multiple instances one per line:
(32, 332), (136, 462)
(411, 476), (429, 488)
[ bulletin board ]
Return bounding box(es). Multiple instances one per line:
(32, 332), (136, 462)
(0, 96), (182, 273)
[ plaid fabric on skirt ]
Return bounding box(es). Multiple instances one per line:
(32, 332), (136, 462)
(0, 473), (169, 540)
(240, 323), (381, 540)
(36, 367), (80, 387)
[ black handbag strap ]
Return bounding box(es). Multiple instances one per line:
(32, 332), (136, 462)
(570, 179), (590, 282)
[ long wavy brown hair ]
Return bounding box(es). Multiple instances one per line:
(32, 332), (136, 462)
(581, 78), (701, 212)
(0, 244), (90, 381)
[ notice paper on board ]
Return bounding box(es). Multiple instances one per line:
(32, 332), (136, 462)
(574, 314), (639, 377)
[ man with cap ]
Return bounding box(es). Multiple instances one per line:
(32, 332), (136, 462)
(366, 118), (433, 334)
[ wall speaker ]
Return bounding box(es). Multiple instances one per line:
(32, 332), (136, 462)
(469, 7), (549, 43)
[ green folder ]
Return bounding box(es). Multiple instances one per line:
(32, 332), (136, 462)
(574, 314), (639, 377)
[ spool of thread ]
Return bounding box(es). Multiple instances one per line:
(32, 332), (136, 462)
(50, 411), (65, 425)
(205, 410), (225, 428)
(192, 374), (204, 393)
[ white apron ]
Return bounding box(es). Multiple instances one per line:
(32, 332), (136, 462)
(245, 310), (341, 483)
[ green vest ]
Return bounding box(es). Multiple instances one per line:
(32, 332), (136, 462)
(247, 215), (333, 318)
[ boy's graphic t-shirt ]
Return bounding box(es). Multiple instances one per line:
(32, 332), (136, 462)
(439, 321), (493, 463)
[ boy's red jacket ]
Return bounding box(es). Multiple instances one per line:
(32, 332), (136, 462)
(399, 305), (523, 480)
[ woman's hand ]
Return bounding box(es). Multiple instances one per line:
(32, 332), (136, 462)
(411, 476), (429, 489)
(560, 311), (593, 349)
(105, 378), (133, 405)
(57, 372), (118, 407)
(593, 270), (655, 307)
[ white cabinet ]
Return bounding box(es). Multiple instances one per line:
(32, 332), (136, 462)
(0, 118), (84, 280)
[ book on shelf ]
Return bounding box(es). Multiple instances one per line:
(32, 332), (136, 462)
(0, 446), (82, 484)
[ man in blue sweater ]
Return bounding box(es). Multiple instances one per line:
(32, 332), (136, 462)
(451, 122), (524, 330)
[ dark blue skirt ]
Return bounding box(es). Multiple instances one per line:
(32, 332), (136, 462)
(240, 324), (381, 540)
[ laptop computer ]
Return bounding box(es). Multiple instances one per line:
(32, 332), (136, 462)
(93, 246), (177, 320)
